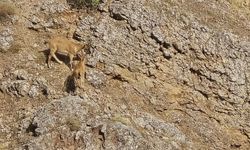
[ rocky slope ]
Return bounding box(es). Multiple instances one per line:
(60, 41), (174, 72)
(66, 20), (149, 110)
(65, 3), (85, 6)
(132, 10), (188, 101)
(0, 0), (250, 149)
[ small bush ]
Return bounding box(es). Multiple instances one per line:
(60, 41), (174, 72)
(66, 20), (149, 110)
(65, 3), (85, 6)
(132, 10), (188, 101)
(66, 117), (81, 131)
(0, 2), (16, 21)
(67, 0), (100, 9)
(8, 43), (21, 53)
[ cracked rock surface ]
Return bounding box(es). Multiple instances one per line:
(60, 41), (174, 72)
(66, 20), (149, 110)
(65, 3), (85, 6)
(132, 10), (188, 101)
(0, 0), (250, 149)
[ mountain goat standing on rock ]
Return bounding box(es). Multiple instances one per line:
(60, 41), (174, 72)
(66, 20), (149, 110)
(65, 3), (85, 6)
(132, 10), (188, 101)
(63, 50), (86, 94)
(72, 50), (86, 90)
(47, 36), (86, 70)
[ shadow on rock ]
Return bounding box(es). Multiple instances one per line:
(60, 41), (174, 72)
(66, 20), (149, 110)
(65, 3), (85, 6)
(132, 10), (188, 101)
(64, 74), (77, 94)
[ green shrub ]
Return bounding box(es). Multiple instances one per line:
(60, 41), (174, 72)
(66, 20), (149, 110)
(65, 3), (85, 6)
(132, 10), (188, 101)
(67, 0), (100, 9)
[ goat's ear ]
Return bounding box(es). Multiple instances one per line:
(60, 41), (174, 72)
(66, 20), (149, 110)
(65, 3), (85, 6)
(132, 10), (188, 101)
(82, 44), (86, 49)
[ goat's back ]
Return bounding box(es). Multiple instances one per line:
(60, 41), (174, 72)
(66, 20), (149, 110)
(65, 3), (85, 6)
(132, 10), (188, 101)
(49, 36), (80, 54)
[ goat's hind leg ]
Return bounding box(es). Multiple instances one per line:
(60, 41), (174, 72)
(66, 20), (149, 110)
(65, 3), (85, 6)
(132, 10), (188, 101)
(51, 50), (63, 64)
(47, 53), (52, 68)
(52, 54), (63, 64)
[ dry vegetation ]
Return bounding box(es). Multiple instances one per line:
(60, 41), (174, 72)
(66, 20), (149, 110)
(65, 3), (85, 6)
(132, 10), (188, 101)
(66, 117), (81, 131)
(226, 0), (250, 25)
(0, 2), (16, 21)
(227, 0), (250, 10)
(67, 0), (100, 9)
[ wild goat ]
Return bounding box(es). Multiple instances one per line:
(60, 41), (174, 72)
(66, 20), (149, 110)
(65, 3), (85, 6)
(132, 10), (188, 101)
(63, 50), (86, 93)
(47, 36), (86, 69)
(72, 50), (86, 90)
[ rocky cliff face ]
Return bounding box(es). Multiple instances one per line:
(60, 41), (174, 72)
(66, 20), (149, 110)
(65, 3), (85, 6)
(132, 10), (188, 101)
(0, 0), (250, 149)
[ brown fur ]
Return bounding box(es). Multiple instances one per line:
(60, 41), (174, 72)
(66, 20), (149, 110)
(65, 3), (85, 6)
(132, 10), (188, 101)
(72, 51), (86, 90)
(47, 36), (85, 69)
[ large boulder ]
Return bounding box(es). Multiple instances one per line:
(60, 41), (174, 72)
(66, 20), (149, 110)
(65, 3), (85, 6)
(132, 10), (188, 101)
(0, 28), (14, 52)
(18, 96), (192, 149)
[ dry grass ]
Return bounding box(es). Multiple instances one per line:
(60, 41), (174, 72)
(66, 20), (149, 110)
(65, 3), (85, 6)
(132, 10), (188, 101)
(111, 114), (132, 126)
(227, 0), (250, 9)
(0, 43), (21, 54)
(0, 2), (16, 21)
(67, 0), (100, 9)
(36, 52), (47, 64)
(66, 117), (81, 131)
(4, 43), (22, 54)
(226, 0), (250, 22)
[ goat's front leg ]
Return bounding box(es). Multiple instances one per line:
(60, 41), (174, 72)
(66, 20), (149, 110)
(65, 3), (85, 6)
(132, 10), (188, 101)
(69, 54), (74, 70)
(47, 53), (52, 68)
